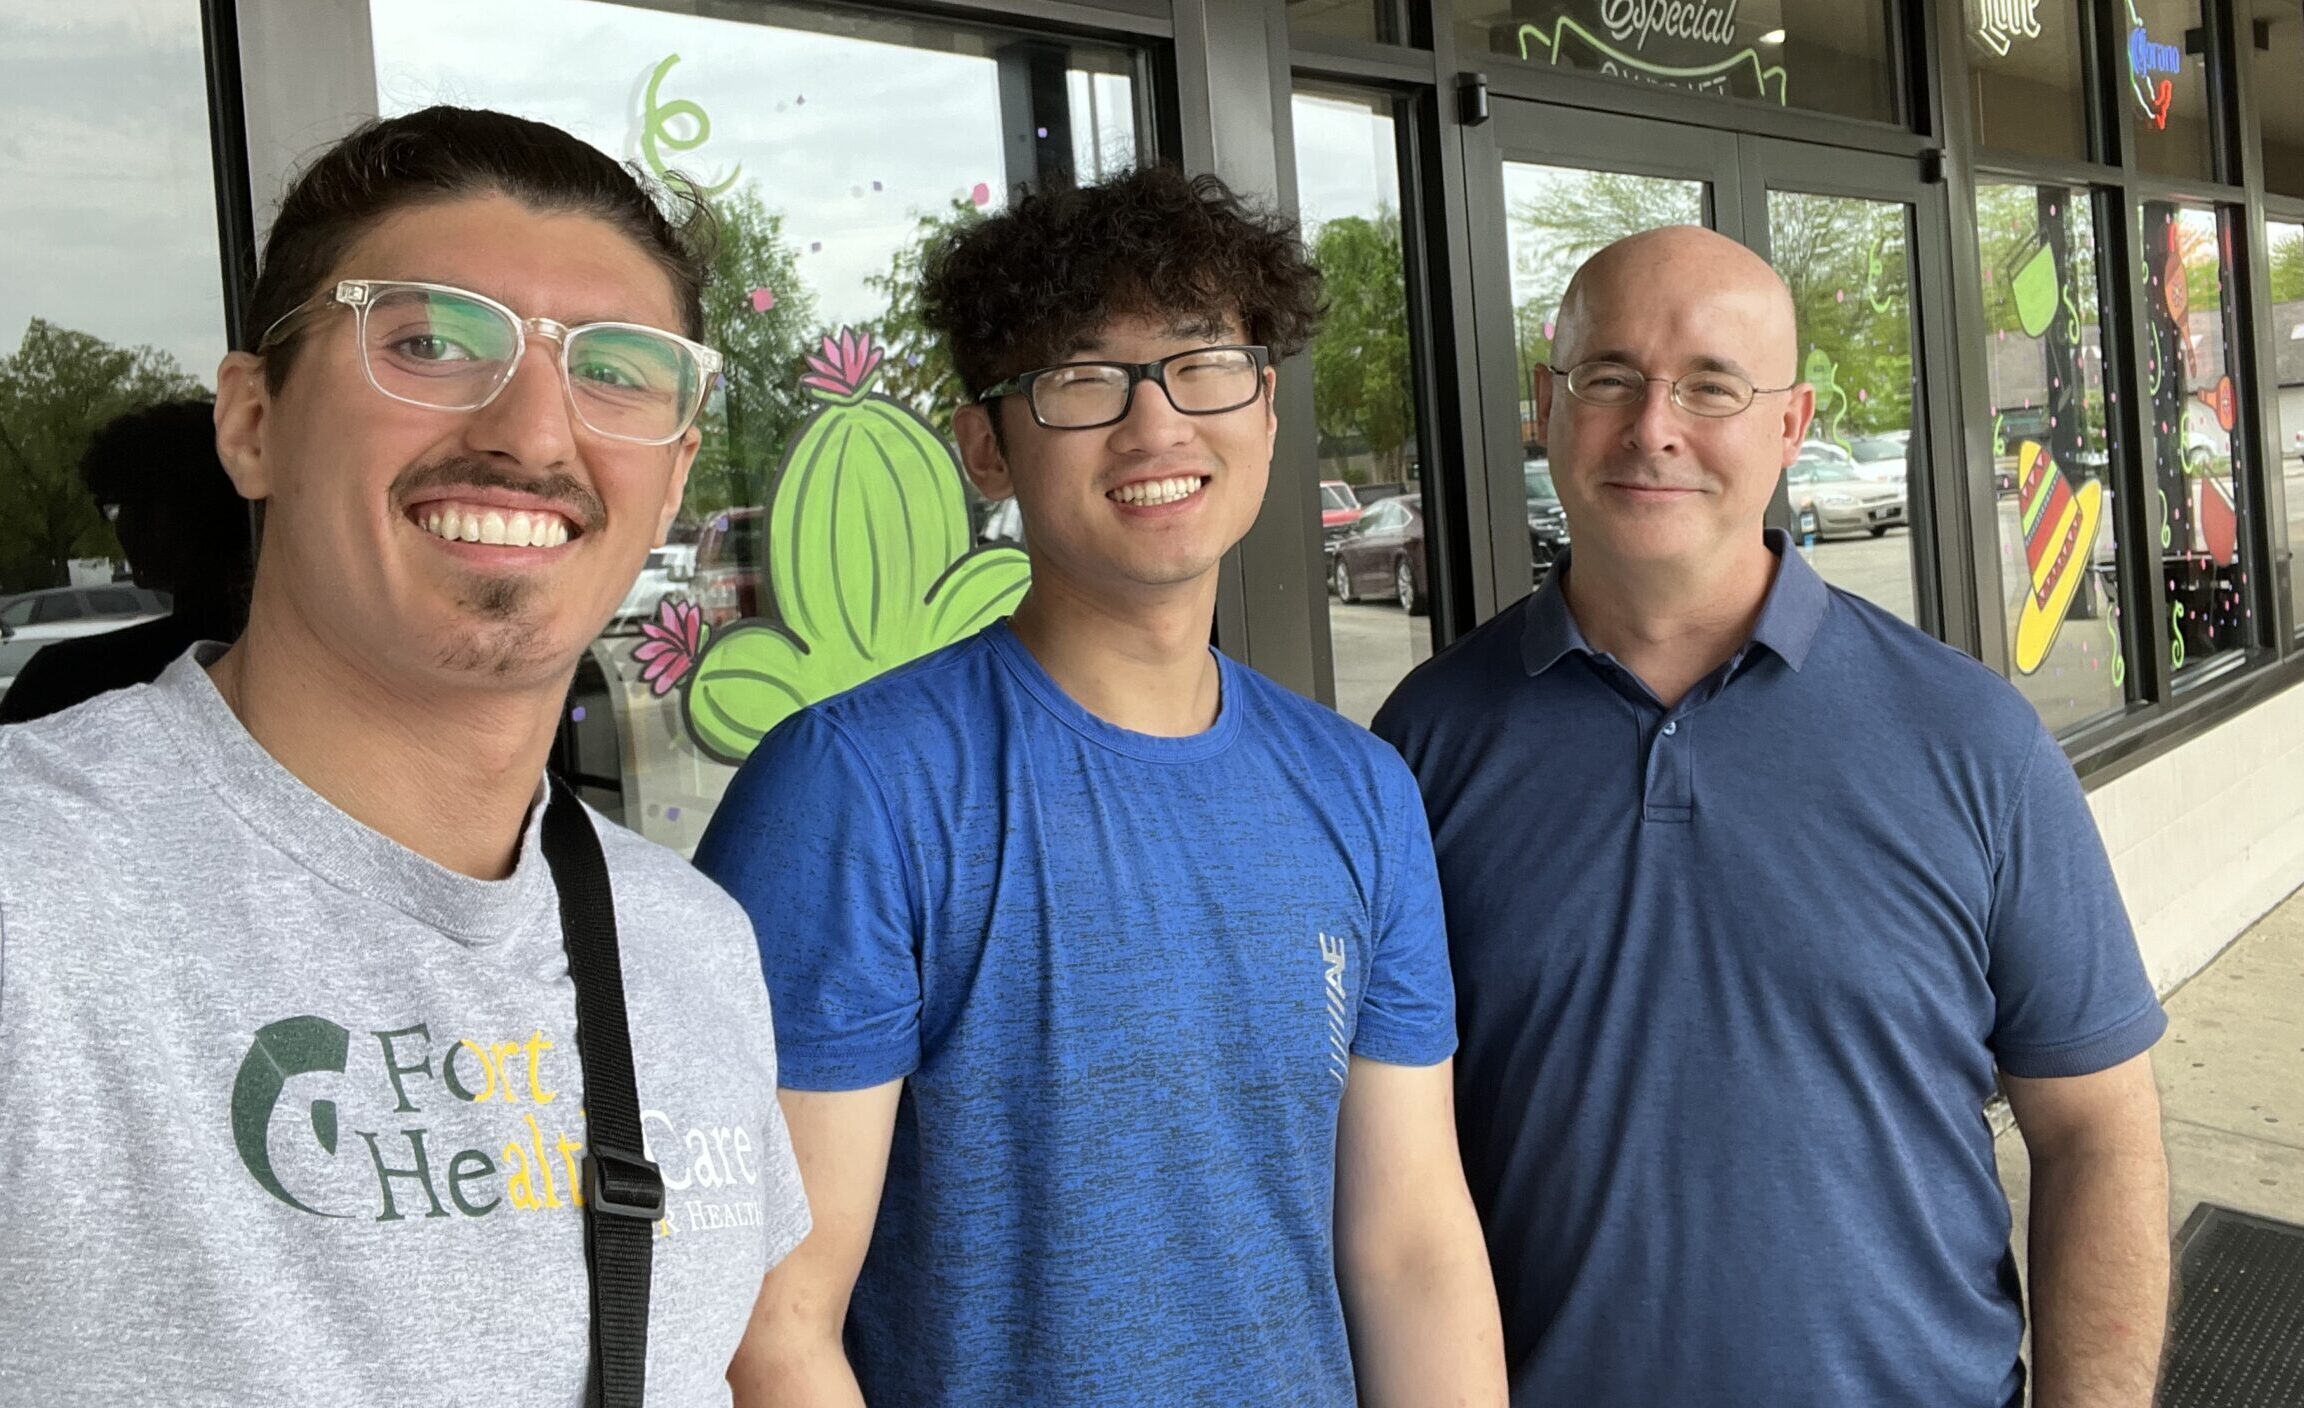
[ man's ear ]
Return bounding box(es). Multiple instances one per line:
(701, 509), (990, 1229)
(1779, 382), (1818, 463)
(657, 426), (700, 545)
(954, 401), (1016, 501)
(213, 352), (275, 502)
(1533, 363), (1558, 445)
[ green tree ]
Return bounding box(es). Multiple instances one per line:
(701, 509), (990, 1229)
(859, 200), (984, 439)
(688, 187), (821, 517)
(2271, 229), (2304, 305)
(1308, 211), (1414, 482)
(0, 319), (203, 593)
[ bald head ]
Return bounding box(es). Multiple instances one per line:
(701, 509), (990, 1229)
(1553, 226), (1799, 386)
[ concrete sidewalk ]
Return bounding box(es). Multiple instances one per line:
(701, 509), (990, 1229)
(1997, 884), (2304, 1259)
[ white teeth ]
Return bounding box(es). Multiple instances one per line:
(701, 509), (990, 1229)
(1110, 475), (1206, 507)
(415, 502), (574, 549)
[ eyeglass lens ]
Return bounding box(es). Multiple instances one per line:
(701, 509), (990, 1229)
(359, 287), (703, 442)
(1567, 362), (1754, 417)
(1031, 348), (1262, 428)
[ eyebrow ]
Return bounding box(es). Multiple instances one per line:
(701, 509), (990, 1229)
(1582, 349), (1756, 379)
(392, 278), (668, 330)
(1064, 315), (1235, 359)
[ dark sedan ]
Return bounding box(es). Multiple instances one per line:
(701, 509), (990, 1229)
(1525, 460), (1571, 576)
(1331, 494), (1430, 616)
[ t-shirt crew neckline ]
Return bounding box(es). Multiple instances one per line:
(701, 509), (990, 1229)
(142, 644), (554, 946)
(983, 618), (1243, 764)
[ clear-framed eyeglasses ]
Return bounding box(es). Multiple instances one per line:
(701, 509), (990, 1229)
(1548, 360), (1797, 418)
(254, 279), (722, 446)
(976, 345), (1272, 430)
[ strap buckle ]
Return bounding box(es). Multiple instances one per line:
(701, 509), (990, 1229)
(584, 1144), (667, 1221)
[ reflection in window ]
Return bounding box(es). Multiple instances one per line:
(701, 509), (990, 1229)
(2125, 0), (2217, 181)
(1768, 190), (1917, 624)
(1963, 0), (2088, 161)
(2258, 0), (2304, 197)
(0, 4), (223, 619)
(2265, 220), (2304, 636)
(1286, 0), (1390, 45)
(1977, 182), (2123, 734)
(1294, 87), (1425, 725)
(2141, 202), (2251, 677)
(1452, 0), (1894, 124)
(374, 0), (1142, 851)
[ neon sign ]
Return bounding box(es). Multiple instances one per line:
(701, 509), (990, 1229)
(2125, 2), (2182, 130)
(1517, 18), (1788, 105)
(1972, 0), (2042, 58)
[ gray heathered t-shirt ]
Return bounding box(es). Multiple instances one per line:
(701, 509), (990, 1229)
(0, 649), (809, 1406)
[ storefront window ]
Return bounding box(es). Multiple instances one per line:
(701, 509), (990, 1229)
(1503, 160), (1703, 605)
(1963, 0), (2090, 161)
(1977, 181), (2124, 734)
(1452, 0), (1896, 124)
(373, 0), (1143, 851)
(2267, 218), (2304, 635)
(2124, 0), (2218, 181)
(0, 3), (228, 707)
(1295, 88), (1427, 725)
(2257, 0), (2304, 197)
(2141, 201), (2252, 677)
(1288, 0), (1390, 46)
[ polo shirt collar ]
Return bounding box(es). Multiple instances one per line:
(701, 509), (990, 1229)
(1519, 529), (1829, 678)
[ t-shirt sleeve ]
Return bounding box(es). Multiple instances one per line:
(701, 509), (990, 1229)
(693, 709), (922, 1091)
(1351, 765), (1459, 1068)
(1985, 725), (2166, 1079)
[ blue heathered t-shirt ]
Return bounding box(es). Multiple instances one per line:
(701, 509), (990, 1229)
(1372, 538), (2164, 1408)
(696, 620), (1457, 1407)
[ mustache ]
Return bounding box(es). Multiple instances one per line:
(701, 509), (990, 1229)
(390, 456), (608, 534)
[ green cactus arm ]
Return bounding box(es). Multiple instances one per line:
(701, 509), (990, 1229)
(920, 546), (1033, 649)
(683, 623), (853, 767)
(768, 400), (972, 663)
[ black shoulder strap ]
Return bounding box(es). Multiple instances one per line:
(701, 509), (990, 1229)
(539, 774), (665, 1408)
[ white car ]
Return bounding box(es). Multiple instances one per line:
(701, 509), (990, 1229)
(0, 585), (172, 691)
(607, 545), (696, 632)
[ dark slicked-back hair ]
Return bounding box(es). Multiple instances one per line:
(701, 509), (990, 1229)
(246, 105), (715, 390)
(919, 164), (1323, 401)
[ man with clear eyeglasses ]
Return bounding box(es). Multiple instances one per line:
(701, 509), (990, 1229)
(0, 106), (808, 1404)
(1375, 225), (2168, 1408)
(700, 164), (1504, 1407)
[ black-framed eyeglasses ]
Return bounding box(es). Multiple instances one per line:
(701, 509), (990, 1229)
(1548, 360), (1797, 418)
(976, 345), (1271, 429)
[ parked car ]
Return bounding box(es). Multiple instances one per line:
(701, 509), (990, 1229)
(0, 584), (172, 692)
(692, 506), (766, 626)
(1330, 494), (1429, 616)
(1353, 479), (1411, 505)
(1785, 441), (1905, 539)
(980, 497), (1026, 546)
(607, 544), (696, 632)
(1319, 479), (1363, 546)
(1524, 459), (1571, 575)
(1847, 431), (1909, 482)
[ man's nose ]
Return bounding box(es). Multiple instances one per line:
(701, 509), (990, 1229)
(1624, 378), (1687, 453)
(464, 340), (578, 468)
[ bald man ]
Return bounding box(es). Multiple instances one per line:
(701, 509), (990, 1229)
(1373, 227), (2169, 1408)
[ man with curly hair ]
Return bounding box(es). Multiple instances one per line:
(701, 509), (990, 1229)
(700, 164), (1505, 1407)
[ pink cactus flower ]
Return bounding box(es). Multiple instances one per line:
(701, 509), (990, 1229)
(633, 599), (705, 697)
(801, 328), (886, 398)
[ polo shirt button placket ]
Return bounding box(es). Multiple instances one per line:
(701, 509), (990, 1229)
(1644, 714), (1693, 824)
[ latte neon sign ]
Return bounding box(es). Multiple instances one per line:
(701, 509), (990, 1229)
(1972, 0), (2042, 58)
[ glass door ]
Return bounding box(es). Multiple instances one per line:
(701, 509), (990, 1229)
(1462, 104), (1953, 639)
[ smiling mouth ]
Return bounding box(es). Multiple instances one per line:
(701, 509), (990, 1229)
(1108, 475), (1209, 507)
(411, 501), (578, 549)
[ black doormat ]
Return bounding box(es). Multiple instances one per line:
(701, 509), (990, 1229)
(2159, 1203), (2304, 1407)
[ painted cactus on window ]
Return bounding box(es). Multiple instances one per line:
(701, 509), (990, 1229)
(635, 328), (1030, 765)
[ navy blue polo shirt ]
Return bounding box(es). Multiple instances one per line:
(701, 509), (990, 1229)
(1373, 534), (2164, 1408)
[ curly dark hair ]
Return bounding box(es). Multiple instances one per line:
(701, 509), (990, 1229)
(919, 164), (1324, 402)
(247, 106), (716, 391)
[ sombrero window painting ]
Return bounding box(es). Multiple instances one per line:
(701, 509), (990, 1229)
(2142, 202), (2252, 680)
(1977, 181), (2124, 735)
